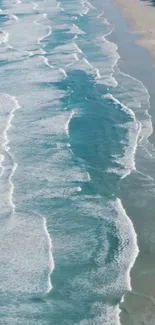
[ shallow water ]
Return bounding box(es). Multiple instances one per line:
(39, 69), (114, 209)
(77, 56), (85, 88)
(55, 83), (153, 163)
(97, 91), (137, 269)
(0, 0), (155, 324)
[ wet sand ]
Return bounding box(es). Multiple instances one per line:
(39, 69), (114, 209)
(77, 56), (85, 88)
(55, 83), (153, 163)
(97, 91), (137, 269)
(110, 1), (155, 324)
(114, 0), (155, 62)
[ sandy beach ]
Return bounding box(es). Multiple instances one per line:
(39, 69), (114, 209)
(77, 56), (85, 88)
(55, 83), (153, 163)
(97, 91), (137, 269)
(109, 1), (155, 324)
(113, 0), (155, 62)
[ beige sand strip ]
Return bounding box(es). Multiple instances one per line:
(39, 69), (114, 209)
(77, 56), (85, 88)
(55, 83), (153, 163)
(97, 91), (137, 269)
(114, 0), (155, 61)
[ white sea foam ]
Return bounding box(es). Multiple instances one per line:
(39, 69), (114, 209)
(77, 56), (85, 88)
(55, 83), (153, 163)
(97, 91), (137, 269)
(87, 172), (91, 181)
(0, 213), (52, 294)
(32, 2), (38, 10)
(113, 69), (155, 175)
(72, 194), (139, 307)
(115, 198), (139, 291)
(57, 1), (64, 11)
(71, 12), (118, 87)
(75, 17), (118, 86)
(83, 58), (94, 70)
(37, 24), (52, 44)
(8, 162), (17, 214)
(81, 4), (89, 16)
(65, 110), (75, 136)
(117, 69), (153, 141)
(46, 42), (84, 69)
(0, 31), (9, 44)
(0, 94), (20, 214)
(97, 12), (104, 19)
(104, 93), (136, 121)
(84, 0), (96, 9)
(42, 216), (55, 293)
(104, 93), (141, 177)
(74, 53), (79, 61)
(8, 14), (18, 21)
(2, 16), (51, 51)
(59, 67), (67, 77)
(95, 36), (119, 87)
(73, 42), (83, 54)
(77, 186), (82, 192)
(0, 155), (4, 177)
(57, 0), (87, 15)
(95, 68), (101, 79)
(42, 56), (53, 68)
(68, 24), (86, 35)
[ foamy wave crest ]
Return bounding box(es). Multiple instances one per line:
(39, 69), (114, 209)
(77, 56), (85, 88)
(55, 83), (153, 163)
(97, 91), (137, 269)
(114, 198), (139, 292)
(81, 0), (89, 16)
(72, 13), (118, 87)
(80, 0), (96, 16)
(104, 93), (136, 122)
(104, 93), (141, 177)
(46, 42), (84, 69)
(42, 215), (55, 293)
(0, 93), (20, 214)
(68, 23), (86, 35)
(0, 31), (9, 44)
(94, 35), (119, 87)
(65, 110), (75, 136)
(116, 69), (153, 140)
(32, 2), (38, 10)
(84, 0), (96, 10)
(113, 68), (155, 177)
(57, 1), (64, 12)
(59, 67), (67, 77)
(8, 14), (18, 21)
(36, 23), (52, 45)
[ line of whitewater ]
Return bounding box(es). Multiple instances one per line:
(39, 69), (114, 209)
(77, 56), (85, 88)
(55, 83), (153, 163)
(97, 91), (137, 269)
(0, 93), (20, 214)
(33, 211), (55, 293)
(43, 216), (55, 293)
(31, 4), (57, 293)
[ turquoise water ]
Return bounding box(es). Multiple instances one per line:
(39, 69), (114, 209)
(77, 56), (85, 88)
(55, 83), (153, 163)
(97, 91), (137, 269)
(0, 0), (154, 324)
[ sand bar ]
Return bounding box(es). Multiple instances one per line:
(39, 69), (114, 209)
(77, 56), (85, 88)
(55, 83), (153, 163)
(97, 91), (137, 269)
(113, 0), (155, 62)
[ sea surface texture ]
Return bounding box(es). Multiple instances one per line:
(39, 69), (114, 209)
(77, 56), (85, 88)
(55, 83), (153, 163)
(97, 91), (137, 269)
(0, 0), (154, 324)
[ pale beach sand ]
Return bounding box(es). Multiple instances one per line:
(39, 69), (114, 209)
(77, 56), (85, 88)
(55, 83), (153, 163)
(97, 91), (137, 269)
(113, 0), (155, 62)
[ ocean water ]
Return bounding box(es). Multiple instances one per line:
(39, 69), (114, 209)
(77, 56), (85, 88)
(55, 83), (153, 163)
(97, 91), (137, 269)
(0, 0), (155, 324)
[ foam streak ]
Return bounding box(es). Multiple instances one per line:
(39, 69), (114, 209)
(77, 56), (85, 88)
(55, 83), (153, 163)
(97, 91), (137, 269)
(0, 94), (20, 214)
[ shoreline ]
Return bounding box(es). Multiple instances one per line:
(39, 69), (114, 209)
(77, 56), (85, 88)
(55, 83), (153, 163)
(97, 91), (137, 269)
(107, 1), (155, 324)
(113, 0), (155, 63)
